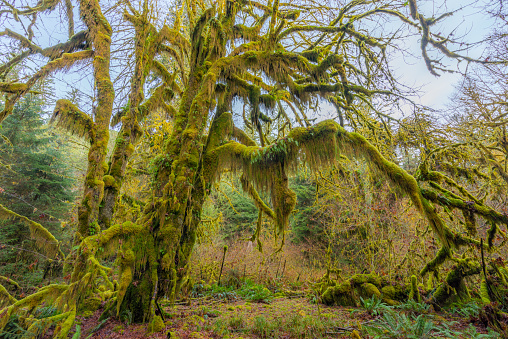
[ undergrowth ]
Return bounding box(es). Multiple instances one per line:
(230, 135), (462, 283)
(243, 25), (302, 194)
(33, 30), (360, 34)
(192, 278), (277, 303)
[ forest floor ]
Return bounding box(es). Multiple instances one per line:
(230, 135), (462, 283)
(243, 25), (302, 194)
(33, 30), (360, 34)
(76, 286), (496, 339)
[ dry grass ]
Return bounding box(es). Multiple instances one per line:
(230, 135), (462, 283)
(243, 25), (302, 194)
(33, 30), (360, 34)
(189, 231), (326, 291)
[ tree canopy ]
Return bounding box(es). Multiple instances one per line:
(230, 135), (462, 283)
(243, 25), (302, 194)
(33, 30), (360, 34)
(0, 0), (507, 336)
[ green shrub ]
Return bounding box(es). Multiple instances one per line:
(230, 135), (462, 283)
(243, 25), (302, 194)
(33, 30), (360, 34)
(238, 280), (273, 302)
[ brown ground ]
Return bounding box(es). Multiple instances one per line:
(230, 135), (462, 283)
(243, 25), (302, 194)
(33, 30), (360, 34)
(73, 296), (493, 339)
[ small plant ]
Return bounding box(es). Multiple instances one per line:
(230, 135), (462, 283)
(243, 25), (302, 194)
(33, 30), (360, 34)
(360, 295), (390, 316)
(119, 309), (133, 325)
(237, 280), (273, 303)
(447, 300), (482, 318)
(397, 299), (431, 314)
(364, 310), (437, 338)
(251, 316), (280, 338)
(228, 315), (246, 331)
(212, 318), (230, 336)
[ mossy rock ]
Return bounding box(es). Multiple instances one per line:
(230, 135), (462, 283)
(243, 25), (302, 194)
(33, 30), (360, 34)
(357, 282), (381, 299)
(149, 315), (165, 333)
(381, 283), (408, 301)
(321, 281), (356, 306)
(350, 273), (382, 287)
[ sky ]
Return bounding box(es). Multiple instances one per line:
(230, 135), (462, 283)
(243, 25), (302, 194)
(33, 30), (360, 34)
(0, 0), (501, 123)
(391, 0), (496, 112)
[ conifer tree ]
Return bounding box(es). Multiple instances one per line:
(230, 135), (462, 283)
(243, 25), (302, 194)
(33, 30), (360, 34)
(0, 95), (75, 287)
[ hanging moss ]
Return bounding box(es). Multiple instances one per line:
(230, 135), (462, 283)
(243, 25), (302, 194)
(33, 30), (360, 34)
(0, 204), (64, 259)
(51, 99), (95, 141)
(116, 249), (135, 316)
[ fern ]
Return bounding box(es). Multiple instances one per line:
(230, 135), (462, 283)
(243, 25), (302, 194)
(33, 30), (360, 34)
(360, 295), (390, 316)
(363, 309), (458, 339)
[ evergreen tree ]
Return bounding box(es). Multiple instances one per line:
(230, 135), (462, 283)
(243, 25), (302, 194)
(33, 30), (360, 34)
(0, 95), (75, 288)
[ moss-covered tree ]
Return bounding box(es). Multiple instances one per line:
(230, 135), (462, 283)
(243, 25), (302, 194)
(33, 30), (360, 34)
(1, 0), (508, 334)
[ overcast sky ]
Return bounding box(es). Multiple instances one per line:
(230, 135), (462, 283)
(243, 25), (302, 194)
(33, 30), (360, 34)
(393, 0), (496, 111)
(1, 0), (500, 124)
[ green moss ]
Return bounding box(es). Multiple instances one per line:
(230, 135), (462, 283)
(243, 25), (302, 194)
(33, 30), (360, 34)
(431, 259), (480, 306)
(103, 175), (116, 188)
(79, 296), (102, 314)
(358, 282), (381, 299)
(487, 222), (497, 248)
(408, 275), (421, 303)
(126, 143), (135, 156)
(113, 325), (124, 333)
(54, 310), (76, 339)
(480, 279), (491, 305)
(321, 281), (355, 306)
(420, 246), (450, 277)
(149, 315), (165, 333)
(350, 273), (381, 286)
(381, 285), (396, 299)
(380, 285), (400, 305)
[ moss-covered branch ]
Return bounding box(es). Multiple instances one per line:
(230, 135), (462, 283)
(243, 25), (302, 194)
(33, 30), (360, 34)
(0, 284), (16, 309)
(51, 99), (95, 141)
(0, 204), (64, 259)
(0, 284), (69, 332)
(420, 188), (508, 226)
(0, 50), (93, 123)
(0, 276), (20, 290)
(430, 258), (481, 305)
